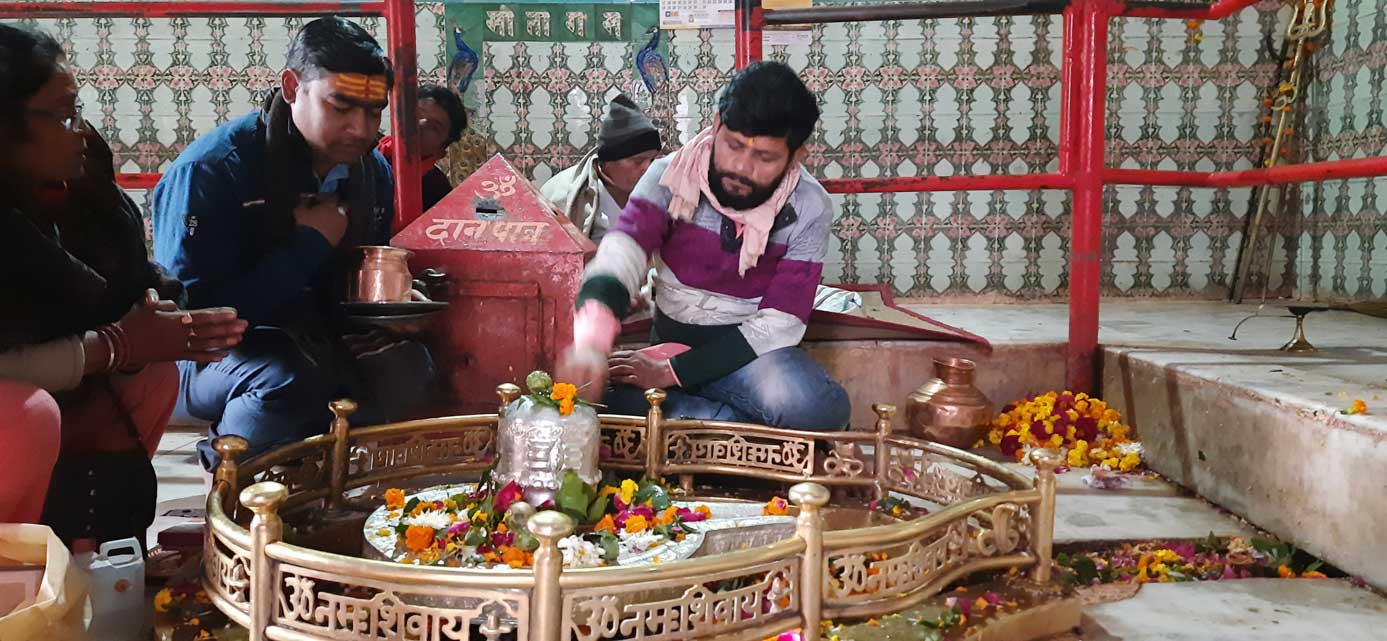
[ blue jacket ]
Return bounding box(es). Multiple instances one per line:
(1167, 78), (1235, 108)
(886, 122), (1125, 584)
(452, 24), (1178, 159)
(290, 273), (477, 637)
(151, 110), (394, 327)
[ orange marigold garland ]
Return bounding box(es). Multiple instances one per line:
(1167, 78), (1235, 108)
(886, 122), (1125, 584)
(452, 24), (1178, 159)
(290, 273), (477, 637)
(981, 391), (1143, 472)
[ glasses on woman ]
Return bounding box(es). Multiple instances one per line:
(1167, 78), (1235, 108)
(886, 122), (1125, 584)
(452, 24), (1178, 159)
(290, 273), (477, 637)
(28, 102), (83, 132)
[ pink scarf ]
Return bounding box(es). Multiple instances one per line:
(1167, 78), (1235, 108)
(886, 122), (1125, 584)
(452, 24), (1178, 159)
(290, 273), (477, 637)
(658, 126), (800, 276)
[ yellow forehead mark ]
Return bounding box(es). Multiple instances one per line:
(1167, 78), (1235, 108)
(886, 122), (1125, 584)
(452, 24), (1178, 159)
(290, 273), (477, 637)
(333, 73), (388, 101)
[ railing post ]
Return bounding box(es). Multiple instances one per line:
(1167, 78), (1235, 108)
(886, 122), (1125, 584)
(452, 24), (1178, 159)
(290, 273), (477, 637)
(212, 436), (249, 520)
(528, 510), (575, 641)
(212, 435), (249, 490)
(871, 404), (895, 500)
(644, 388), (667, 480)
(1028, 449), (1062, 583)
(497, 383), (522, 416)
(327, 399), (357, 509)
(240, 481), (288, 641)
(790, 482), (829, 641)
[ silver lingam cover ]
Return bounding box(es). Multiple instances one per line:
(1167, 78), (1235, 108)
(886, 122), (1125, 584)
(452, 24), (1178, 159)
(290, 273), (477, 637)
(494, 398), (600, 505)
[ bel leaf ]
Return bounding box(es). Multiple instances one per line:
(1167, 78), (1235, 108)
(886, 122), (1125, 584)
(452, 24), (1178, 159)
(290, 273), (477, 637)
(556, 471), (592, 521)
(586, 494), (611, 525)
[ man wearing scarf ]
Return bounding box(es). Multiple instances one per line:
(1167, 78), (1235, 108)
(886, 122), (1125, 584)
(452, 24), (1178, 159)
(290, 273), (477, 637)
(151, 18), (435, 468)
(558, 62), (850, 431)
(378, 83), (468, 230)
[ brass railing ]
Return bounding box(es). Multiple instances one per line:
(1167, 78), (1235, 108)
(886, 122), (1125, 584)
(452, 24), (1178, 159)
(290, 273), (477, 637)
(205, 386), (1061, 641)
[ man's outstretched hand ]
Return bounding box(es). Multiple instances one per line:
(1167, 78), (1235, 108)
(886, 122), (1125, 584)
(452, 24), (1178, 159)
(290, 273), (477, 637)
(556, 345), (609, 402)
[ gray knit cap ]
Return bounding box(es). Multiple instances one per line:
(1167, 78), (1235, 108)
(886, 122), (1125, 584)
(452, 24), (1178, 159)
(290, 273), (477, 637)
(596, 95), (661, 161)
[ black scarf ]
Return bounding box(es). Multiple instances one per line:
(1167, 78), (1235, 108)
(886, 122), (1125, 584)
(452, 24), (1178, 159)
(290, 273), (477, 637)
(259, 89), (387, 328)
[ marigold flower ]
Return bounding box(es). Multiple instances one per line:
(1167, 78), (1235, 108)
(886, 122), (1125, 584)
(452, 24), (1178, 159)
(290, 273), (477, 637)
(618, 479), (638, 506)
(624, 514), (651, 533)
(694, 505), (713, 519)
(657, 506), (679, 526)
(1302, 570), (1328, 579)
(1278, 565), (1296, 579)
(153, 588), (174, 613)
(1347, 399), (1368, 415)
(559, 398), (576, 416)
(501, 545), (530, 568)
(764, 497), (791, 516)
(550, 382), (577, 401)
(405, 525), (436, 553)
(384, 488), (406, 510)
(1119, 452), (1141, 472)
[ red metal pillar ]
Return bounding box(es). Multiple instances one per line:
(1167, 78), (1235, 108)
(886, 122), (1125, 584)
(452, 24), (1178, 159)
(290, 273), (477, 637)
(385, 0), (422, 229)
(735, 0), (764, 69)
(1066, 0), (1110, 393)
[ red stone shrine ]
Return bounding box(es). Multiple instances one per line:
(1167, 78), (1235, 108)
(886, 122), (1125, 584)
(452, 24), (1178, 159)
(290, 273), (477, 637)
(393, 155), (595, 413)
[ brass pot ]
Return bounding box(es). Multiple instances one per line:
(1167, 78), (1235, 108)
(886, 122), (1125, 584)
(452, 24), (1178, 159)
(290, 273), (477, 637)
(905, 357), (994, 448)
(352, 246), (414, 302)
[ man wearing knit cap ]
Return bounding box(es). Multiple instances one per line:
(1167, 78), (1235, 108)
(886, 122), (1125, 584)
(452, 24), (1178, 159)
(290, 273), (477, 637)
(541, 94), (662, 243)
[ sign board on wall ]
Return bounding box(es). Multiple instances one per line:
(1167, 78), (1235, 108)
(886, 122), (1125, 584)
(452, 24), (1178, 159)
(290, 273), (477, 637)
(656, 0), (811, 34)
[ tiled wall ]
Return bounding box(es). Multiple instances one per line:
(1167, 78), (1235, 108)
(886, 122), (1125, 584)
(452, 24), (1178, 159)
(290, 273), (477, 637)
(1296, 0), (1387, 300)
(9, 1), (1381, 300)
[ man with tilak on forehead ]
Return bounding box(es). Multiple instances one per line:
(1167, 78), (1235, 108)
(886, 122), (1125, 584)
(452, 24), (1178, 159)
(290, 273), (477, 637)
(152, 17), (435, 470)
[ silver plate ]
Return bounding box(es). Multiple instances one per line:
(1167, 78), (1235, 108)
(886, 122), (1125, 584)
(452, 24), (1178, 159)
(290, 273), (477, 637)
(362, 484), (796, 569)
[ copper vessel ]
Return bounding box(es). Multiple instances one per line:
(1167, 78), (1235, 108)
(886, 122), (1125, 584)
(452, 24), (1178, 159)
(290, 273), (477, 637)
(906, 357), (994, 448)
(352, 246), (414, 302)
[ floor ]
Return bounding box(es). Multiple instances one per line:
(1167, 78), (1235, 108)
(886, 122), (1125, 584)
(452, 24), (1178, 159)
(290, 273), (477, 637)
(144, 300), (1387, 639)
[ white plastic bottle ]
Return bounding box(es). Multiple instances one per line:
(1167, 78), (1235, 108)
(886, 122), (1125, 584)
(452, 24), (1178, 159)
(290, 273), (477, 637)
(75, 538), (146, 641)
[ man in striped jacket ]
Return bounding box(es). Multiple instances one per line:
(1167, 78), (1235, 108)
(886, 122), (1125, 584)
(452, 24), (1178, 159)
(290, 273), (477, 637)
(557, 61), (850, 431)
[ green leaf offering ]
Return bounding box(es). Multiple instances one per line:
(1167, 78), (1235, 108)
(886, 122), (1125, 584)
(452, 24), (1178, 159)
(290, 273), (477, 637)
(556, 470), (595, 523)
(402, 498), (420, 515)
(596, 531), (620, 563)
(514, 527), (540, 552)
(585, 494), (611, 525)
(634, 479), (672, 511)
(1071, 556), (1099, 584)
(463, 526), (487, 547)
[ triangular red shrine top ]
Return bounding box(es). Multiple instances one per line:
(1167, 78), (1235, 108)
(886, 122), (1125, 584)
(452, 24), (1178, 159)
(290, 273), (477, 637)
(394, 154), (594, 255)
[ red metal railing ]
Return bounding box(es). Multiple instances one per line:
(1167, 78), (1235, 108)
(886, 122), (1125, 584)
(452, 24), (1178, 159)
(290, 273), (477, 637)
(735, 0), (1383, 392)
(0, 0), (421, 230)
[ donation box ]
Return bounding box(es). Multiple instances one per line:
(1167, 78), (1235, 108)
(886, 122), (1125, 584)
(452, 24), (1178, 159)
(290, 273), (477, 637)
(393, 155), (596, 413)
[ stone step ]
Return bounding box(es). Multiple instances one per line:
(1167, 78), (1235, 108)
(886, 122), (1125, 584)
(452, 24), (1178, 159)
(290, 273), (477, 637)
(1079, 578), (1387, 641)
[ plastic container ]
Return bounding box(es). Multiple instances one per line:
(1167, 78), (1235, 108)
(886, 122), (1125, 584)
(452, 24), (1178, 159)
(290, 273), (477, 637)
(75, 538), (145, 641)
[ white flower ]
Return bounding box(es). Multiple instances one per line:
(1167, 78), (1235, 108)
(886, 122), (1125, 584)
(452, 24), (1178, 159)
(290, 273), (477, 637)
(404, 510), (453, 530)
(619, 531), (664, 553)
(557, 536), (602, 568)
(1116, 441), (1143, 456)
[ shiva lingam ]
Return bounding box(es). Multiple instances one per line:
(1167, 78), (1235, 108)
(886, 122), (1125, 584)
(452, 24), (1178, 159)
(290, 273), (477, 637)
(1229, 303), (1329, 353)
(906, 357), (994, 449)
(493, 376), (601, 507)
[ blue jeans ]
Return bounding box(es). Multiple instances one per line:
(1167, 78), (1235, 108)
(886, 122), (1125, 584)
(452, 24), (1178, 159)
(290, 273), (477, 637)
(181, 327), (434, 470)
(604, 347), (850, 431)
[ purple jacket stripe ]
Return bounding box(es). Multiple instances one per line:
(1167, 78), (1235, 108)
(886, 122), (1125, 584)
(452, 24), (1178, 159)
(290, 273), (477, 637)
(610, 196), (670, 257)
(758, 259), (822, 322)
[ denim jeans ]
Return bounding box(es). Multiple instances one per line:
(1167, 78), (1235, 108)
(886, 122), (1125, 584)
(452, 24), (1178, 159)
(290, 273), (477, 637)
(603, 347), (850, 431)
(181, 327), (434, 470)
